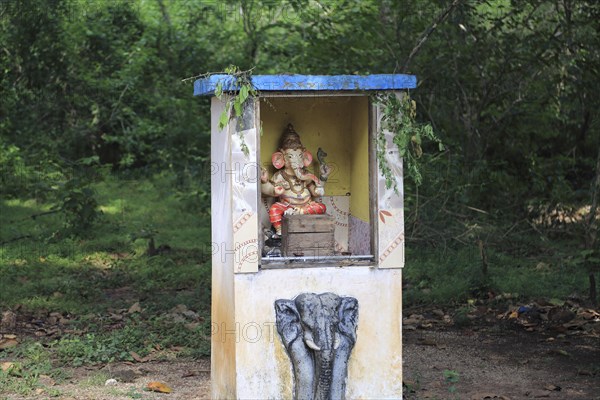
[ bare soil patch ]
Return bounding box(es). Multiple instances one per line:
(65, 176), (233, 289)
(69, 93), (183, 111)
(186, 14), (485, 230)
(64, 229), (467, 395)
(5, 359), (211, 400)
(404, 326), (599, 399)
(3, 304), (598, 400)
(7, 327), (597, 400)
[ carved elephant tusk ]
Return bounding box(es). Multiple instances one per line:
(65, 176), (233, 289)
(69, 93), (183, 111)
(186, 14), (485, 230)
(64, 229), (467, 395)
(304, 332), (321, 351)
(333, 332), (340, 350)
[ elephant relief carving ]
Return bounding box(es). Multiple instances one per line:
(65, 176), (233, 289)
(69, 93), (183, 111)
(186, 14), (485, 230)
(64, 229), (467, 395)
(274, 293), (359, 400)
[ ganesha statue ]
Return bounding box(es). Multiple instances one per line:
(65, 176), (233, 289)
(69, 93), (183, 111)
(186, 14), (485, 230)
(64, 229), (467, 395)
(261, 124), (331, 237)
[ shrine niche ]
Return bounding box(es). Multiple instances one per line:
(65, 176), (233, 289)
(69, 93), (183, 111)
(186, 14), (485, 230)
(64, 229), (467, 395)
(259, 95), (375, 266)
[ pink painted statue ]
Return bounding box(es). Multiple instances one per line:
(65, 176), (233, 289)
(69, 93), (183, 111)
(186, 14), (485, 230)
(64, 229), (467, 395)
(261, 124), (331, 236)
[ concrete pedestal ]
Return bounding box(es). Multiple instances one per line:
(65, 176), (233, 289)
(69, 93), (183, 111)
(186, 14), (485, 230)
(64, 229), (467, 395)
(211, 267), (402, 399)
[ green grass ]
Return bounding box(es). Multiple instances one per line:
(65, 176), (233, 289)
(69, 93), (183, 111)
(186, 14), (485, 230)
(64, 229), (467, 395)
(1, 172), (211, 310)
(0, 342), (69, 396)
(403, 241), (590, 306)
(1, 168), (593, 384)
(0, 172), (211, 375)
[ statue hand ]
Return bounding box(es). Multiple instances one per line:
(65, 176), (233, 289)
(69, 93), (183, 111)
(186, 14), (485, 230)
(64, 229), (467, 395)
(260, 167), (269, 184)
(314, 186), (325, 197)
(284, 208), (297, 216)
(274, 186), (285, 196)
(280, 181), (291, 190)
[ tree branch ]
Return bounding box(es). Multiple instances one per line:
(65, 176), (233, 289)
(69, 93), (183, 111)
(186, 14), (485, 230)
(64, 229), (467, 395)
(156, 0), (172, 28)
(402, 0), (461, 73)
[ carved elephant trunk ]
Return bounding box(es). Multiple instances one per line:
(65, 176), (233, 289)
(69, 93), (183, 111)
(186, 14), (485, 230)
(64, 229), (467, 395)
(315, 349), (334, 399)
(294, 166), (321, 185)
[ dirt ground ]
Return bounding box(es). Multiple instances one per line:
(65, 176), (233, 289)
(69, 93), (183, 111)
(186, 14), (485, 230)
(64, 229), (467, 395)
(4, 301), (599, 400)
(6, 322), (597, 400)
(403, 325), (600, 399)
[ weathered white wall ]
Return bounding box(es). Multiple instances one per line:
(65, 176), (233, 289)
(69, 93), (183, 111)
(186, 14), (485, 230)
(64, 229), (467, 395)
(232, 266), (403, 399)
(210, 97), (237, 398)
(374, 99), (405, 269)
(210, 94), (405, 399)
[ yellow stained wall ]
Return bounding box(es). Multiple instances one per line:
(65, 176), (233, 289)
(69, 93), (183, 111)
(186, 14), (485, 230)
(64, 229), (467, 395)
(349, 97), (369, 222)
(260, 96), (368, 210)
(260, 97), (353, 195)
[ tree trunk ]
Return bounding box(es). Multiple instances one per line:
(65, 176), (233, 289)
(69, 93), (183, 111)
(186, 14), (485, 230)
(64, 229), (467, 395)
(590, 273), (597, 305)
(585, 144), (600, 304)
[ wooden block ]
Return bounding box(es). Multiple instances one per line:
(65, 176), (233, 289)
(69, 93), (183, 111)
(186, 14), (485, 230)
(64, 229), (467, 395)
(284, 232), (334, 250)
(282, 214), (334, 233)
(281, 215), (335, 257)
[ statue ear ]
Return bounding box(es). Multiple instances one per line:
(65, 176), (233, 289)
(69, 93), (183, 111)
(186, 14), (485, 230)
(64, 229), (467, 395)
(272, 151), (285, 169)
(275, 299), (302, 346)
(302, 150), (313, 167)
(338, 297), (359, 345)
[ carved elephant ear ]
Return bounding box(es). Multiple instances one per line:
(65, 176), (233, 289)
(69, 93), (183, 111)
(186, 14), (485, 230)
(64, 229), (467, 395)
(337, 297), (359, 345)
(302, 150), (313, 167)
(272, 151), (285, 169)
(275, 299), (302, 346)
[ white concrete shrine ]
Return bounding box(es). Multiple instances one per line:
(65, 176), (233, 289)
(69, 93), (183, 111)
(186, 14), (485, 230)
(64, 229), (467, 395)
(194, 74), (415, 399)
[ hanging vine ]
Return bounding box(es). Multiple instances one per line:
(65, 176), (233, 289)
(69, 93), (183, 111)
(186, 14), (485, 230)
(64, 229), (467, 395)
(210, 66), (258, 157)
(374, 92), (444, 192)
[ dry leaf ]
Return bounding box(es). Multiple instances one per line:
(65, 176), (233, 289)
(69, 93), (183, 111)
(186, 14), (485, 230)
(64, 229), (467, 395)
(130, 351), (146, 363)
(527, 390), (550, 398)
(1, 311), (17, 331)
(1, 362), (15, 372)
(577, 369), (593, 376)
(109, 313), (124, 321)
(172, 304), (188, 313)
(0, 337), (19, 350)
(543, 384), (561, 391)
(548, 349), (570, 357)
(418, 337), (437, 346)
(39, 374), (56, 386)
(147, 381), (172, 393)
(128, 302), (142, 314)
(471, 394), (511, 400)
(184, 322), (200, 331)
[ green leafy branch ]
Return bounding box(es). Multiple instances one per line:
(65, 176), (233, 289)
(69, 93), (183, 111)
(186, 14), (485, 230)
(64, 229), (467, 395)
(374, 92), (444, 191)
(214, 66), (258, 157)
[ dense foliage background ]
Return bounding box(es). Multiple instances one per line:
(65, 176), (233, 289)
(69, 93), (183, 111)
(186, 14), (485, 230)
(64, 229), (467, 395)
(1, 0), (599, 304)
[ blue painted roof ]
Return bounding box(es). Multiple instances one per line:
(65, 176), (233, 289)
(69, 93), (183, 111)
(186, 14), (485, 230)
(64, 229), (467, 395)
(194, 74), (416, 96)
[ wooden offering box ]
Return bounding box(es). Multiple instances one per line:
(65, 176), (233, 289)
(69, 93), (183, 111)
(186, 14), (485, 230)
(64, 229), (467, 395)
(282, 214), (335, 257)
